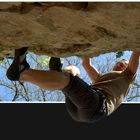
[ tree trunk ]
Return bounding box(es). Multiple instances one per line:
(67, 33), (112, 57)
(0, 2), (140, 58)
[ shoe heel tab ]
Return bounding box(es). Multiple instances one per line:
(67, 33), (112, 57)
(15, 47), (28, 56)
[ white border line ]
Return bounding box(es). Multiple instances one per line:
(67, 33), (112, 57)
(0, 101), (65, 103)
(0, 101), (140, 104)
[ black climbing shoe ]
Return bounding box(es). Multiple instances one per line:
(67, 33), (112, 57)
(49, 57), (63, 72)
(6, 47), (30, 81)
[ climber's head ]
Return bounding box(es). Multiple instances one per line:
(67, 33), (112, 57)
(113, 59), (129, 71)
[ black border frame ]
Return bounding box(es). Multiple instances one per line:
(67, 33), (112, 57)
(0, 103), (140, 139)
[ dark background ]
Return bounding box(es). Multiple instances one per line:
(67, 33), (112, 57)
(0, 103), (139, 139)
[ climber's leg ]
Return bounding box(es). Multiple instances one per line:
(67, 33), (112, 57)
(6, 47), (70, 90)
(20, 69), (70, 90)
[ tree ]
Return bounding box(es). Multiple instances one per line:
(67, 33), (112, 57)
(0, 51), (139, 102)
(0, 53), (65, 101)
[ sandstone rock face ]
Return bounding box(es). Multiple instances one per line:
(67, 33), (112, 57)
(0, 2), (140, 58)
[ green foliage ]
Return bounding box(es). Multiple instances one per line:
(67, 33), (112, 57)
(116, 51), (124, 58)
(0, 57), (4, 65)
(36, 56), (50, 68)
(0, 47), (5, 65)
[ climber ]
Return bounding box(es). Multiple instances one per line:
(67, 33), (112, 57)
(6, 47), (140, 123)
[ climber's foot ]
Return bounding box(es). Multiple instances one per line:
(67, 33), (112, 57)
(6, 47), (30, 81)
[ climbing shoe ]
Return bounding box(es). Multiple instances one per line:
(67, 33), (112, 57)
(6, 47), (30, 81)
(49, 57), (63, 72)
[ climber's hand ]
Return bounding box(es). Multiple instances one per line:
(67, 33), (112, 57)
(63, 65), (80, 77)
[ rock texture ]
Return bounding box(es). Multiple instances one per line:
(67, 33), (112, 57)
(0, 2), (140, 58)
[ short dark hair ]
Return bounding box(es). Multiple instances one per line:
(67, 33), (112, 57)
(120, 59), (129, 66)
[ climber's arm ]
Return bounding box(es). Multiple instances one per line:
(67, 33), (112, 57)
(128, 51), (140, 75)
(82, 57), (100, 82)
